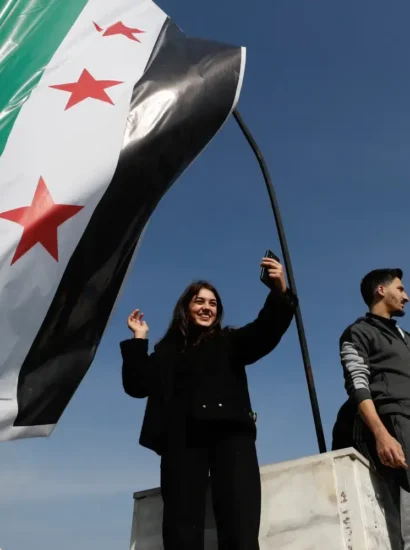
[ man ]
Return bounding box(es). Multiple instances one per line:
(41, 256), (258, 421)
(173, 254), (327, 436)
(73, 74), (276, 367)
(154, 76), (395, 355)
(333, 268), (410, 548)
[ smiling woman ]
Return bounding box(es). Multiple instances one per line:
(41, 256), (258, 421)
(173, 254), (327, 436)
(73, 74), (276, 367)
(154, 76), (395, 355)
(120, 256), (297, 550)
(158, 280), (224, 345)
(188, 286), (218, 327)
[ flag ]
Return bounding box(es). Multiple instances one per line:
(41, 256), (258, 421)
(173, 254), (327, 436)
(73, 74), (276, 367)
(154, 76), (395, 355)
(0, 0), (246, 440)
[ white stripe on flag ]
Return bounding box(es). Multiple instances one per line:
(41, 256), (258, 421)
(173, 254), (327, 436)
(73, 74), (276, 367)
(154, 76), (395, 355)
(231, 48), (246, 115)
(0, 0), (166, 440)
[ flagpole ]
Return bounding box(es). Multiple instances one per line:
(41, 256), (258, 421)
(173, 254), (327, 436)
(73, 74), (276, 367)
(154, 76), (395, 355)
(232, 109), (327, 454)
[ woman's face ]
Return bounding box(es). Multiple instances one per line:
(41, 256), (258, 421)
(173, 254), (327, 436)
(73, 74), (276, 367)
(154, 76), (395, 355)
(188, 288), (218, 328)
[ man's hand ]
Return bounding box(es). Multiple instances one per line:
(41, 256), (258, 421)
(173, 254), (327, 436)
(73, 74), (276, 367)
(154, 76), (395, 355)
(261, 257), (287, 293)
(375, 429), (408, 469)
(127, 309), (149, 339)
(358, 399), (408, 469)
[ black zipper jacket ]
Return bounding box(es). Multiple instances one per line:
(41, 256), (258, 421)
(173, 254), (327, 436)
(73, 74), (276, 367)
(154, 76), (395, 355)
(340, 313), (410, 415)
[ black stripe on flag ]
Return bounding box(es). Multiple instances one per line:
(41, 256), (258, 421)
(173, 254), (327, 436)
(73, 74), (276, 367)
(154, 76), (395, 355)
(14, 18), (243, 427)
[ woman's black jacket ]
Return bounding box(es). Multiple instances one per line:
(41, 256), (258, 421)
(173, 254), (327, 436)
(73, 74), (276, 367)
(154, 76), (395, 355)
(120, 288), (297, 455)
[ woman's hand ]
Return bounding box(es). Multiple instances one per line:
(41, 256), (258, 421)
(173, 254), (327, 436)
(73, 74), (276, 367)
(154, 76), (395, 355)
(261, 257), (287, 293)
(128, 309), (149, 339)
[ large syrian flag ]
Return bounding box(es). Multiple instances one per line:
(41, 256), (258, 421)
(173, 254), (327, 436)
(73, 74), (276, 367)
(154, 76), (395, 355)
(0, 0), (245, 441)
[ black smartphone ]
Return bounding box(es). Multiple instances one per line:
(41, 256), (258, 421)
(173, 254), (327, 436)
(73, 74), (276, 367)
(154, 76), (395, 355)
(260, 249), (280, 288)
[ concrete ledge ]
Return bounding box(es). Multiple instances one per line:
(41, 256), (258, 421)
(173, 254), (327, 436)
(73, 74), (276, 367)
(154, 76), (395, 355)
(130, 448), (401, 550)
(132, 448), (369, 501)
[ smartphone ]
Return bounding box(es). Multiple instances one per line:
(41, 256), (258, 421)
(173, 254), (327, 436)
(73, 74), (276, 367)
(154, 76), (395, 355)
(260, 249), (280, 288)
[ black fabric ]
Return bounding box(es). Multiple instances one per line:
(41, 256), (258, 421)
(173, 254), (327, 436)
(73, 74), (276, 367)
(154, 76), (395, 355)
(173, 347), (198, 398)
(332, 399), (356, 451)
(173, 338), (256, 430)
(121, 288), (297, 455)
(160, 418), (261, 550)
(340, 313), (410, 416)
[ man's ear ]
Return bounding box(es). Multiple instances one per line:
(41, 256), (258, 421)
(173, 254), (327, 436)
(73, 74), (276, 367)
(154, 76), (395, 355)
(376, 284), (386, 298)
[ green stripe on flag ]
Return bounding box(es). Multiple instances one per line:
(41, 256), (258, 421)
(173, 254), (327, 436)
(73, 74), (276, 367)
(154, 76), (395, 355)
(0, 0), (89, 156)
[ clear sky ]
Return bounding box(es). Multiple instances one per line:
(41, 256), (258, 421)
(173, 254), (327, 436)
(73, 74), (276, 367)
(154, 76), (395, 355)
(2, 0), (410, 548)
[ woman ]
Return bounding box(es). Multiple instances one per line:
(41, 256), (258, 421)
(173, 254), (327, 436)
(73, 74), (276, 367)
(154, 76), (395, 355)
(121, 255), (297, 550)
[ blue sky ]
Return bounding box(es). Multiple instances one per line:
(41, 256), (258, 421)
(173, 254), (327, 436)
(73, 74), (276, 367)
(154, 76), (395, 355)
(3, 0), (410, 548)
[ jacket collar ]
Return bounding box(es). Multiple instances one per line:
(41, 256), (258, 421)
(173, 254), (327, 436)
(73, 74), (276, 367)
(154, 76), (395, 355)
(366, 312), (398, 328)
(362, 312), (405, 342)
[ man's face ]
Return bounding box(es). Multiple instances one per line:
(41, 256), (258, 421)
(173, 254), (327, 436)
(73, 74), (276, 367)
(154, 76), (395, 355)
(379, 278), (409, 316)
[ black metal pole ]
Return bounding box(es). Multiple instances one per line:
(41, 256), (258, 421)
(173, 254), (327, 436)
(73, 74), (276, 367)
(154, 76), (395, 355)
(233, 109), (327, 454)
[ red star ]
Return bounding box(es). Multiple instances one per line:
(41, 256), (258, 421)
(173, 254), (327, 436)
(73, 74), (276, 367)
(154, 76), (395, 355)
(50, 69), (123, 110)
(0, 177), (84, 265)
(93, 21), (144, 42)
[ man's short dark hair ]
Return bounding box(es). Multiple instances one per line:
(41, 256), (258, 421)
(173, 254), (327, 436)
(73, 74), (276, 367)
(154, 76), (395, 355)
(360, 268), (403, 307)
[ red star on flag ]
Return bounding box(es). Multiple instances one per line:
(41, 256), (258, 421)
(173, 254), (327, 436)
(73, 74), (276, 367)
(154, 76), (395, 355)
(93, 21), (144, 42)
(50, 69), (124, 110)
(0, 177), (84, 265)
